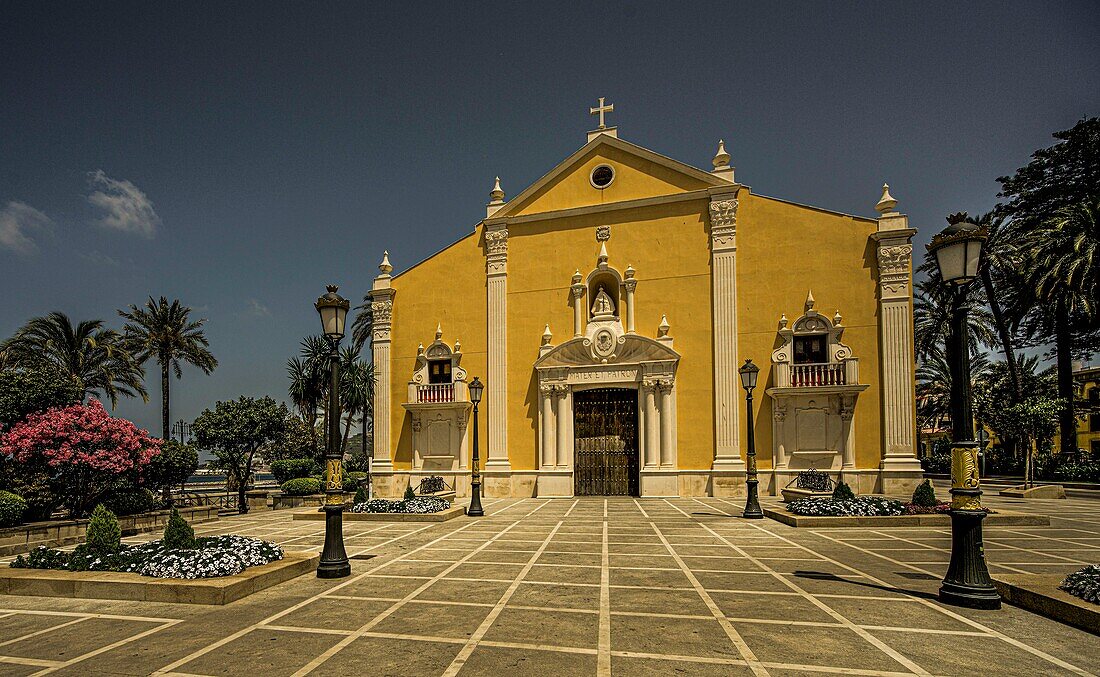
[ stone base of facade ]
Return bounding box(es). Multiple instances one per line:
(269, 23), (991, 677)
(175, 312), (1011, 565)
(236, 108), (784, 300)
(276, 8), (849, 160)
(370, 467), (926, 499)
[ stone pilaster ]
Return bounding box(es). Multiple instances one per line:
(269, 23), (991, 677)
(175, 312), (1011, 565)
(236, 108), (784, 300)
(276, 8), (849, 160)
(873, 209), (922, 493)
(484, 223), (511, 477)
(708, 193), (745, 473)
(369, 255), (396, 496)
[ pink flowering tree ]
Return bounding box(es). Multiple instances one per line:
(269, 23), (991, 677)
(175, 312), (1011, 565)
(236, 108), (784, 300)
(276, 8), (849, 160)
(0, 399), (161, 517)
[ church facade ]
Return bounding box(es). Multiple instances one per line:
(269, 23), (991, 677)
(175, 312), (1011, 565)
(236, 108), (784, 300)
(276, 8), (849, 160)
(368, 104), (922, 498)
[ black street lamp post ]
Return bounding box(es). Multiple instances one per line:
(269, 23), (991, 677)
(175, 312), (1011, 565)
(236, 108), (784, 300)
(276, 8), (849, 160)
(315, 285), (351, 579)
(739, 359), (764, 519)
(467, 377), (485, 517)
(928, 215), (1000, 609)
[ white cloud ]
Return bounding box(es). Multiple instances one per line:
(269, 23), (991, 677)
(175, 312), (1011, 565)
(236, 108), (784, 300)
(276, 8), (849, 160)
(87, 170), (161, 238)
(77, 250), (120, 267)
(245, 299), (272, 318)
(0, 201), (51, 254)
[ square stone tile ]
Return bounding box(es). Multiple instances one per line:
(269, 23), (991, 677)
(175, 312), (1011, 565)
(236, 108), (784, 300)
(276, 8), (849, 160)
(483, 607), (598, 649)
(684, 556), (764, 572)
(508, 582), (601, 610)
(313, 637), (461, 676)
(546, 541), (603, 554)
(694, 571), (791, 593)
(341, 575), (430, 598)
(611, 655), (753, 676)
(526, 564), (603, 585)
(609, 568), (690, 589)
(415, 578), (511, 605)
(0, 618), (158, 661)
(373, 560), (454, 578)
(536, 551), (602, 567)
(822, 596), (974, 631)
(0, 613), (80, 643)
(868, 630), (1086, 676)
(608, 543), (668, 556)
(370, 601), (492, 640)
(180, 628), (344, 676)
(782, 574), (908, 599)
(609, 586), (711, 616)
(735, 623), (905, 672)
(611, 614), (740, 660)
(279, 596), (395, 631)
(460, 645), (597, 675)
(469, 549), (537, 564)
(445, 562), (525, 581)
(609, 554), (677, 569)
(709, 591), (836, 624)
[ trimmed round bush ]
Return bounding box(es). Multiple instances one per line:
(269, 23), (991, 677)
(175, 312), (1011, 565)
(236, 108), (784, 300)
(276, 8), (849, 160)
(103, 486), (156, 516)
(280, 477), (322, 496)
(163, 508), (196, 550)
(0, 490), (27, 528)
(343, 471), (367, 492)
(86, 504), (121, 554)
(271, 458), (319, 484)
(911, 480), (938, 508)
(832, 481), (856, 501)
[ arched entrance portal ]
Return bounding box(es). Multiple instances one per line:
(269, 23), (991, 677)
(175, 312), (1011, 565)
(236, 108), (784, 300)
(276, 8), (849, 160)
(573, 387), (639, 496)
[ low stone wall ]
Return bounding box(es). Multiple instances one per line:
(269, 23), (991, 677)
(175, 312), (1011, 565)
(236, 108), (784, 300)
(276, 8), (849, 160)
(762, 505), (1050, 528)
(993, 574), (1100, 635)
(0, 505), (220, 557)
(292, 504), (466, 523)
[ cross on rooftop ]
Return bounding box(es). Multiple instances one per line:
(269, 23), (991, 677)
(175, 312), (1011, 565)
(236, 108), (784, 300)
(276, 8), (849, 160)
(589, 96), (614, 129)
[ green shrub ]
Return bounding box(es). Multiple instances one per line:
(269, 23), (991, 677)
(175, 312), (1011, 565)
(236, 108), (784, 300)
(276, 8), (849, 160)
(280, 477), (322, 496)
(343, 471), (367, 493)
(163, 509), (196, 549)
(271, 459), (319, 484)
(86, 504), (121, 554)
(0, 490), (27, 528)
(103, 486), (156, 516)
(354, 484), (368, 504)
(911, 480), (938, 507)
(403, 484), (416, 500)
(145, 440), (199, 495)
(832, 481), (855, 501)
(8, 472), (58, 522)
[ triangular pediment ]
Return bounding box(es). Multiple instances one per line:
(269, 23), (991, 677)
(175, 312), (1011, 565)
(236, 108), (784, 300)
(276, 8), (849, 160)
(492, 135), (731, 220)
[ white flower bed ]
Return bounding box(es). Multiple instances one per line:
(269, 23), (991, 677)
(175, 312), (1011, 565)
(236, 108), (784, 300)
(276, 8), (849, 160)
(350, 496), (450, 514)
(788, 496), (905, 517)
(1060, 565), (1100, 604)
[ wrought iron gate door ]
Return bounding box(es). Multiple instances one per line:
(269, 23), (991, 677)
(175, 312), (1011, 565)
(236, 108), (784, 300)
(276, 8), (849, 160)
(573, 387), (639, 496)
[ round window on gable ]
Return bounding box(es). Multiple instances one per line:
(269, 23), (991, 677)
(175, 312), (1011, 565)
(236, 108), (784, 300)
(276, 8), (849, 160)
(590, 164), (615, 189)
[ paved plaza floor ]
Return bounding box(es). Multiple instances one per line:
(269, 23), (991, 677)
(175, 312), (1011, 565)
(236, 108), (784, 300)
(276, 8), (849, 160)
(0, 488), (1096, 676)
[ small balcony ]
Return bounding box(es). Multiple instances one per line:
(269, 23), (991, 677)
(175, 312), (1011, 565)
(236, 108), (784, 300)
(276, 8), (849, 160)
(773, 359), (859, 389)
(415, 383), (455, 403)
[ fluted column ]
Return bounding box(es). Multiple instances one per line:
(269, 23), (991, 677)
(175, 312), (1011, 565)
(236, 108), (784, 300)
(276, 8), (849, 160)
(840, 395), (856, 469)
(369, 277), (395, 472)
(709, 194), (745, 471)
(571, 271), (586, 337)
(659, 380), (673, 467)
(623, 266), (637, 334)
(485, 223), (511, 471)
(540, 385), (555, 468)
(644, 380), (659, 468)
(873, 205), (922, 486)
(555, 385), (570, 467)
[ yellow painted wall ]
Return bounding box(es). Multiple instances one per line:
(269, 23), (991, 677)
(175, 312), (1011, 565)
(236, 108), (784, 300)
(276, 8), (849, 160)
(388, 232), (488, 469)
(736, 193), (884, 469)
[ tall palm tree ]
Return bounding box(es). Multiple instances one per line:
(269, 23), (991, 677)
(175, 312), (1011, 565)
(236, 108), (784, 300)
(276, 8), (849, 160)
(287, 335), (330, 456)
(1019, 199), (1100, 454)
(119, 297), (218, 440)
(338, 346), (375, 455)
(1, 312), (147, 406)
(350, 294), (374, 353)
(913, 273), (995, 362)
(917, 344), (991, 440)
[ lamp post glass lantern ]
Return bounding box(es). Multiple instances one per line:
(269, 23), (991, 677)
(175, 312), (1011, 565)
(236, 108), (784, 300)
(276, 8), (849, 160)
(315, 285), (351, 579)
(927, 216), (999, 609)
(739, 359), (763, 519)
(467, 376), (485, 517)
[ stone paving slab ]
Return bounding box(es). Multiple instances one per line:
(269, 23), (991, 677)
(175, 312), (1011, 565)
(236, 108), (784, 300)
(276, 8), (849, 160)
(0, 551), (318, 604)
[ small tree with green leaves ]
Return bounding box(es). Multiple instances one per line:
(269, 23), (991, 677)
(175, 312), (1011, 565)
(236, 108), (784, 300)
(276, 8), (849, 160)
(911, 480), (938, 507)
(832, 481), (855, 501)
(163, 508), (196, 549)
(86, 504), (121, 554)
(403, 484), (416, 501)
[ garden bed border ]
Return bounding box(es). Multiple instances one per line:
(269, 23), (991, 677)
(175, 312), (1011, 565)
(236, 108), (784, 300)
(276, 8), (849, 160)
(292, 505), (466, 523)
(0, 505), (220, 558)
(0, 550), (318, 605)
(992, 574), (1100, 636)
(763, 505), (1049, 528)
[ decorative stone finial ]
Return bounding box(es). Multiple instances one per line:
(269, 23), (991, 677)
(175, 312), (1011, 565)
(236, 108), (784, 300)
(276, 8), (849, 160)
(598, 241), (609, 267)
(946, 212), (969, 225)
(572, 269), (583, 284)
(833, 310), (843, 326)
(416, 343), (424, 355)
(658, 314), (670, 337)
(454, 339), (461, 353)
(489, 176), (505, 204)
(542, 324), (553, 346)
(779, 314), (788, 330)
(625, 264), (635, 279)
(379, 250), (393, 275)
(876, 183), (897, 214)
(805, 290), (815, 311)
(435, 323), (442, 340)
(712, 139), (731, 170)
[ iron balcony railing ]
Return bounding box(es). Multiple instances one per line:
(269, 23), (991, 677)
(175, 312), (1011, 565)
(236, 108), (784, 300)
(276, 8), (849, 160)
(416, 383), (455, 403)
(772, 359), (859, 388)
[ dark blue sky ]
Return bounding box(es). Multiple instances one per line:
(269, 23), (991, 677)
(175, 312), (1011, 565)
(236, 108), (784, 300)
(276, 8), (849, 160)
(1, 1), (1097, 433)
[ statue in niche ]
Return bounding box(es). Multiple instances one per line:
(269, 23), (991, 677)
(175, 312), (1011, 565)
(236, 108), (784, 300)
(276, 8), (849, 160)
(591, 286), (615, 318)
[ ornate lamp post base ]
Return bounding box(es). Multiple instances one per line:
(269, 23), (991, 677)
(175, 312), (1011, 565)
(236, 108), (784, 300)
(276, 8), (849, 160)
(317, 504), (351, 579)
(743, 478), (764, 519)
(940, 508), (1000, 609)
